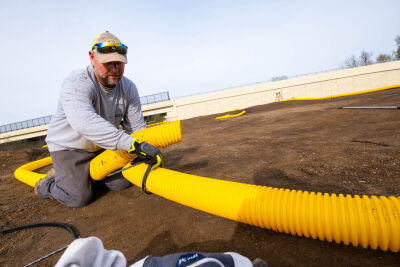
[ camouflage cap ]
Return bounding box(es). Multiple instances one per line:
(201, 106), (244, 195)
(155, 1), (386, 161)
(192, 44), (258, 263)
(91, 31), (127, 64)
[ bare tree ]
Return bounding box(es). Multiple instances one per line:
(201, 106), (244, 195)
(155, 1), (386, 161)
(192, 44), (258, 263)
(376, 53), (392, 63)
(359, 51), (373, 66)
(271, 75), (288, 81)
(344, 55), (358, 68)
(343, 34), (400, 68)
(395, 35), (400, 47)
(395, 35), (400, 59)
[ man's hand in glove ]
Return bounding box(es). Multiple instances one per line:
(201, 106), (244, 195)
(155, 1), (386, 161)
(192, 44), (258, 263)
(128, 139), (164, 169)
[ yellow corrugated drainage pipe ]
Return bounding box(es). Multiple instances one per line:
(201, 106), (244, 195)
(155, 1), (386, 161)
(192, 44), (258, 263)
(216, 109), (246, 120)
(90, 120), (181, 180)
(14, 121), (182, 186)
(122, 164), (400, 252)
(14, 157), (50, 187)
(283, 84), (400, 101)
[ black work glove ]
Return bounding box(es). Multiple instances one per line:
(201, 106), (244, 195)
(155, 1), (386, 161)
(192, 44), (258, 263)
(128, 139), (164, 169)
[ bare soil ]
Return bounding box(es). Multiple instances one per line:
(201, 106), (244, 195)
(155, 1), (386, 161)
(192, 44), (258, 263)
(1, 88), (400, 266)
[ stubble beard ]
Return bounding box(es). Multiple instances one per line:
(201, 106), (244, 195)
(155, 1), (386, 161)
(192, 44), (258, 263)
(94, 66), (122, 88)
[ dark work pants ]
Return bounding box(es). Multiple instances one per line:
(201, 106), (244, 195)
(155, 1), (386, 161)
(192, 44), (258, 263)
(37, 149), (131, 208)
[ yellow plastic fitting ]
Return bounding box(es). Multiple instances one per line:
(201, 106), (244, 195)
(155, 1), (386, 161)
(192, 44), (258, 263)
(122, 164), (400, 252)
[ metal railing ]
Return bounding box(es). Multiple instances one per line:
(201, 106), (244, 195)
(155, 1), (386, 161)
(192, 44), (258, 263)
(0, 115), (52, 134)
(140, 91), (170, 105)
(0, 92), (170, 134)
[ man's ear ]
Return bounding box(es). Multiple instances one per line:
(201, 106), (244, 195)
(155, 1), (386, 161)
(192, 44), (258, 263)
(89, 51), (95, 66)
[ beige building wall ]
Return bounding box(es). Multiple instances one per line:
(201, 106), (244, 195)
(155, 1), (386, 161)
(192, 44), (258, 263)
(0, 125), (48, 144)
(167, 60), (400, 121)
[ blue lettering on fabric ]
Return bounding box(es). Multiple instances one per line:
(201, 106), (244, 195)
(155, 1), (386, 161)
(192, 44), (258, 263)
(176, 253), (205, 267)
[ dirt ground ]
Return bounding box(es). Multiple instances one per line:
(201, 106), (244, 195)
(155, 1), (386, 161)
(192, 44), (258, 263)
(1, 88), (400, 266)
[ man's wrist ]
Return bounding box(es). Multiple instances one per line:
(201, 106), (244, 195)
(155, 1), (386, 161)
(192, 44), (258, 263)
(116, 134), (135, 152)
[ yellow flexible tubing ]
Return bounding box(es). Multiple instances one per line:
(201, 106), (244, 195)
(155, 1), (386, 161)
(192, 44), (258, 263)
(14, 157), (50, 187)
(122, 164), (400, 252)
(216, 109), (246, 120)
(14, 121), (182, 186)
(283, 84), (400, 101)
(90, 120), (181, 180)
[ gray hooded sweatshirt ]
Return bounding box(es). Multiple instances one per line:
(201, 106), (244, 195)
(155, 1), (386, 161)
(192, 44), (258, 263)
(46, 66), (145, 153)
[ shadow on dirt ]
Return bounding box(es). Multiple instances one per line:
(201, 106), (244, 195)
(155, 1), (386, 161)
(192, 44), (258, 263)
(252, 166), (349, 194)
(178, 160), (209, 172)
(91, 182), (112, 203)
(164, 146), (200, 165)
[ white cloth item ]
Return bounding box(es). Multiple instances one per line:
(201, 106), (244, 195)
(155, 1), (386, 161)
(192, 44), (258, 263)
(55, 237), (126, 267)
(56, 237), (254, 267)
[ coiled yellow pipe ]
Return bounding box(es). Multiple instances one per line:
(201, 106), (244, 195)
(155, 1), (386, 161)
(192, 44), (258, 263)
(14, 157), (50, 187)
(14, 121), (182, 186)
(90, 120), (181, 180)
(216, 109), (246, 120)
(122, 164), (400, 252)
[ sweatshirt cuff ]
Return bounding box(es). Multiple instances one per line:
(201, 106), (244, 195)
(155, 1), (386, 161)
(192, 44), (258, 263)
(116, 133), (134, 151)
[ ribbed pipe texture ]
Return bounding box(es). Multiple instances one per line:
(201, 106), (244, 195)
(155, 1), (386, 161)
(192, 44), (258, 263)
(122, 165), (400, 252)
(90, 121), (181, 180)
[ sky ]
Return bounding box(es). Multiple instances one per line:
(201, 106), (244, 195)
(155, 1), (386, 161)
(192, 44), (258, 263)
(0, 0), (399, 125)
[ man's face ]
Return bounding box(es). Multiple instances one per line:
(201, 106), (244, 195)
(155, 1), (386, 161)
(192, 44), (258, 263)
(89, 51), (125, 87)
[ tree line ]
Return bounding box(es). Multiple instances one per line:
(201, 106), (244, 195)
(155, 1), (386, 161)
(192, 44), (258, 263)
(271, 34), (400, 81)
(343, 35), (400, 68)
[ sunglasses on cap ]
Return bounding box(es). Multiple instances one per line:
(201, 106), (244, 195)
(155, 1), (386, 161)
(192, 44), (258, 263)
(92, 42), (128, 55)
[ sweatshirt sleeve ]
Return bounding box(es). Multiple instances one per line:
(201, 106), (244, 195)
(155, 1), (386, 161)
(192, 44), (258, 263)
(61, 75), (133, 151)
